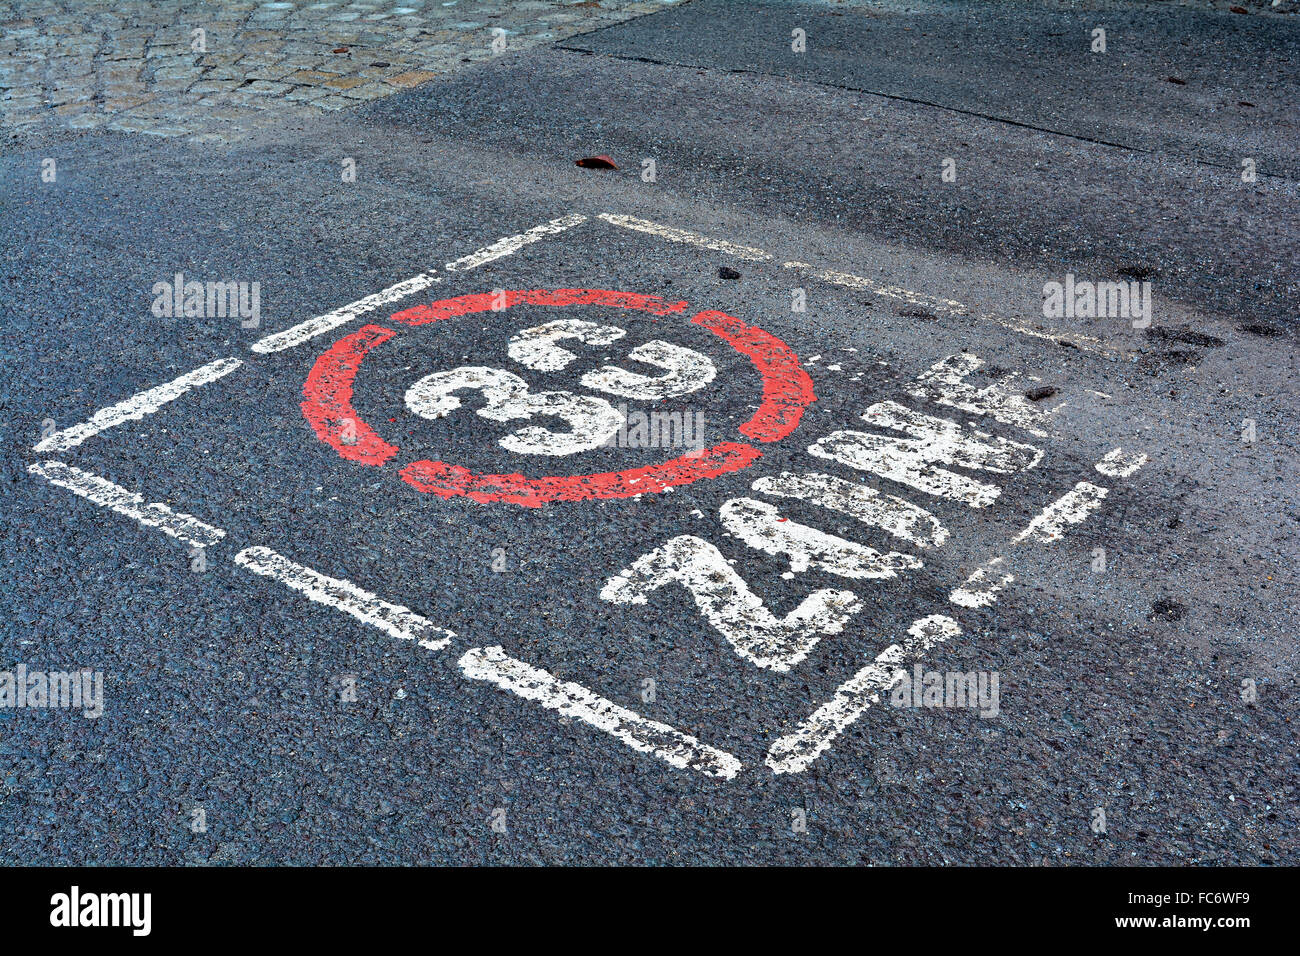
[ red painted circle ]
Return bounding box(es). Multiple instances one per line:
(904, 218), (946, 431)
(301, 288), (815, 506)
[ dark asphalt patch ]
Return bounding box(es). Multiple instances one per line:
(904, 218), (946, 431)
(1236, 322), (1286, 338)
(1146, 326), (1227, 348)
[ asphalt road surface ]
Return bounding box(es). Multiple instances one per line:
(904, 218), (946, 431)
(2, 0), (1297, 865)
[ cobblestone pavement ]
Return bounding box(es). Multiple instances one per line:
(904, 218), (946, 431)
(0, 0), (685, 144)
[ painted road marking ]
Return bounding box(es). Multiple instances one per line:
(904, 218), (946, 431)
(250, 272), (442, 354)
(751, 472), (949, 549)
(1095, 447), (1150, 478)
(782, 263), (1119, 357)
(25, 211), (1155, 782)
(784, 262), (970, 316)
(404, 365), (626, 456)
(600, 535), (862, 672)
(597, 213), (772, 261)
(948, 558), (1014, 609)
(254, 215), (592, 353)
(766, 614), (962, 775)
(459, 645), (742, 779)
(809, 400), (1044, 509)
(27, 458), (723, 775)
(948, 452), (1146, 610)
(34, 357), (243, 453)
(508, 319), (627, 371)
(234, 546), (454, 650)
(595, 211), (1122, 356)
(305, 288), (815, 506)
(28, 460), (225, 549)
(975, 316), (1114, 355)
(580, 339), (718, 400)
(602, 349), (1150, 772)
(1012, 481), (1108, 544)
(444, 214), (588, 272)
(592, 211), (1119, 356)
(907, 353), (1057, 438)
(719, 496), (922, 579)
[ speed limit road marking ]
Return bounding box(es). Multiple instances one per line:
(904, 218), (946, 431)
(26, 210), (1148, 781)
(301, 288), (814, 506)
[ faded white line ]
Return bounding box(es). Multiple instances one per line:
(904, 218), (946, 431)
(28, 460), (225, 549)
(598, 213), (772, 261)
(766, 614), (961, 775)
(785, 262), (969, 315)
(34, 358), (243, 453)
(233, 546), (452, 650)
(1012, 481), (1109, 544)
(786, 263), (1120, 357)
(445, 214), (588, 271)
(250, 272), (442, 354)
(1095, 447), (1149, 478)
(599, 214), (1115, 355)
(949, 558), (1014, 609)
(975, 315), (1115, 356)
(460, 645), (742, 779)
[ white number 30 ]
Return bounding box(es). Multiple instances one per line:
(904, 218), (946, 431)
(405, 366), (623, 457)
(405, 320), (717, 457)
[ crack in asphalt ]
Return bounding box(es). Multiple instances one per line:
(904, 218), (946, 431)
(557, 45), (1294, 182)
